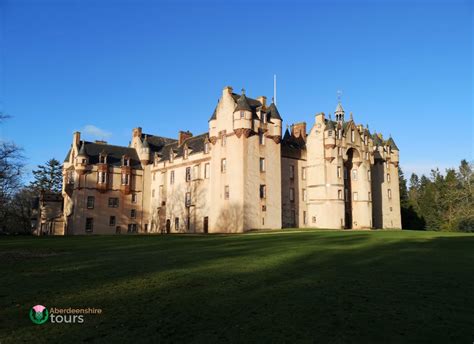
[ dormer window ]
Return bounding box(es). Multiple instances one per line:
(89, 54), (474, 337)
(99, 154), (107, 164)
(204, 142), (209, 154)
(122, 156), (130, 166)
(169, 151), (174, 163)
(240, 111), (245, 118)
(183, 147), (188, 159)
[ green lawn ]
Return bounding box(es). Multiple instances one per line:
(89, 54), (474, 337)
(1, 230), (473, 343)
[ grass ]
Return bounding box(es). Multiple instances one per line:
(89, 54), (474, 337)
(1, 229), (473, 343)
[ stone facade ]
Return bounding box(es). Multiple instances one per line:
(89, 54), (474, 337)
(60, 86), (401, 235)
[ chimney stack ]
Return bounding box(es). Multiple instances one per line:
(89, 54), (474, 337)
(133, 127), (142, 138)
(73, 132), (81, 147)
(222, 86), (233, 97)
(178, 131), (193, 145)
(291, 122), (307, 140)
(257, 96), (267, 107)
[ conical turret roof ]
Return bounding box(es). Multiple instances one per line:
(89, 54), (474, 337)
(335, 102), (344, 114)
(386, 136), (399, 151)
(234, 92), (252, 112)
(267, 102), (282, 120)
(77, 141), (87, 156)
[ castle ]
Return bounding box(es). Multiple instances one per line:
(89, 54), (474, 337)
(60, 86), (401, 235)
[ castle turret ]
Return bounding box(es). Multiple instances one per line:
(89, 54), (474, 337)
(139, 135), (151, 165)
(233, 88), (253, 138)
(335, 102), (345, 122)
(266, 102), (283, 142)
(75, 141), (88, 174)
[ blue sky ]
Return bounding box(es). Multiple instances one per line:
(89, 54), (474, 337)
(0, 0), (472, 180)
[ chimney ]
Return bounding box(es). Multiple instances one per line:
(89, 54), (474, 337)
(132, 127), (142, 138)
(178, 130), (193, 145)
(292, 122), (307, 140)
(257, 96), (267, 107)
(222, 86), (233, 97)
(73, 131), (81, 147)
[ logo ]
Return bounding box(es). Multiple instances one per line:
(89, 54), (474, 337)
(29, 305), (49, 325)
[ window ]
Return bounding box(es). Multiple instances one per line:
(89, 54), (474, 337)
(204, 163), (210, 179)
(240, 110), (245, 118)
(185, 192), (191, 207)
(169, 152), (174, 163)
(131, 209), (136, 218)
(121, 173), (129, 185)
(183, 148), (188, 159)
(312, 216), (317, 224)
(259, 132), (265, 145)
(204, 142), (209, 154)
(368, 192), (371, 201)
(175, 217), (179, 230)
(193, 165), (199, 180)
(338, 190), (343, 199)
(353, 192), (358, 201)
(303, 211), (307, 225)
(85, 218), (93, 232)
(289, 165), (295, 179)
(368, 170), (371, 181)
(109, 216), (116, 226)
(152, 189), (155, 198)
(224, 185), (229, 199)
(365, 152), (369, 160)
(260, 185), (266, 199)
(328, 130), (332, 137)
(128, 224), (137, 233)
(170, 171), (175, 184)
(153, 172), (156, 181)
(388, 189), (392, 199)
(221, 133), (226, 146)
(159, 185), (163, 199)
(86, 196), (95, 209)
(337, 166), (342, 179)
(262, 205), (266, 212)
(131, 194), (137, 203)
(144, 224), (148, 232)
(338, 147), (342, 156)
(351, 129), (355, 142)
(387, 173), (391, 183)
(260, 158), (266, 172)
(108, 198), (119, 208)
(302, 167), (306, 180)
(289, 188), (295, 202)
(221, 159), (226, 173)
(123, 157), (130, 166)
(98, 171), (107, 184)
(338, 130), (342, 139)
(352, 169), (358, 180)
(185, 167), (191, 182)
(302, 189), (307, 202)
(99, 154), (106, 164)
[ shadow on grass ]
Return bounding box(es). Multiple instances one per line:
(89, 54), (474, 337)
(1, 231), (473, 343)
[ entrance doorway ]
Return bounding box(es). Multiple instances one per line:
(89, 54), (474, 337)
(203, 217), (209, 234)
(166, 219), (171, 234)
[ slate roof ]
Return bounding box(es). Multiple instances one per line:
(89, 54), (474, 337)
(157, 132), (209, 161)
(266, 103), (282, 121)
(140, 133), (176, 153)
(64, 148), (71, 162)
(209, 93), (283, 122)
(76, 141), (142, 169)
(325, 119), (336, 131)
(372, 133), (383, 146)
(281, 128), (306, 158)
(386, 136), (399, 151)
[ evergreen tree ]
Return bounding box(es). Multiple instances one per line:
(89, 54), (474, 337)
(30, 159), (63, 193)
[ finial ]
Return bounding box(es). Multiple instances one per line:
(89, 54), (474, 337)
(366, 124), (369, 129)
(241, 88), (245, 95)
(350, 112), (353, 121)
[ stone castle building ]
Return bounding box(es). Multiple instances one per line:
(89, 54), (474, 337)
(61, 86), (401, 234)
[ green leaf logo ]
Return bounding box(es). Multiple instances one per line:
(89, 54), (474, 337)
(29, 305), (49, 325)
